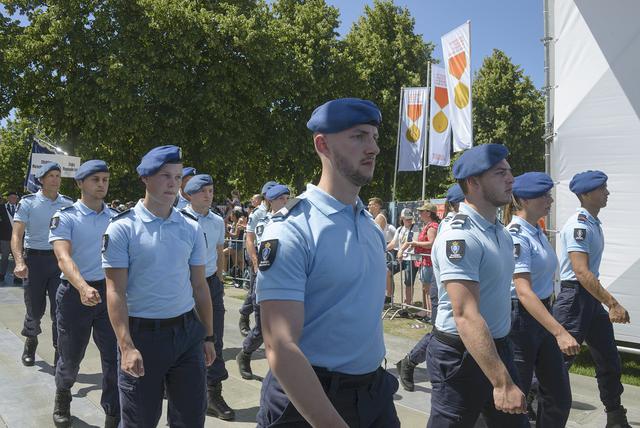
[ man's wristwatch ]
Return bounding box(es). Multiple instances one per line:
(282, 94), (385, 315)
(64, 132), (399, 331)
(204, 335), (215, 343)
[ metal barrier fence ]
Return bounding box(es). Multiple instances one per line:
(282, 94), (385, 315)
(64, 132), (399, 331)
(382, 250), (434, 320)
(223, 237), (251, 289)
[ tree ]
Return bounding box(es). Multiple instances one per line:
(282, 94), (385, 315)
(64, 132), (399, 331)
(0, 117), (39, 196)
(472, 49), (545, 175)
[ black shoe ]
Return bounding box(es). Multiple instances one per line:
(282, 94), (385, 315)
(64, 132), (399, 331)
(22, 336), (38, 366)
(384, 296), (392, 304)
(239, 314), (251, 337)
(14, 277), (22, 285)
(236, 351), (253, 380)
(52, 388), (72, 427)
(104, 414), (120, 428)
(207, 383), (235, 420)
(396, 356), (416, 392)
(606, 406), (631, 428)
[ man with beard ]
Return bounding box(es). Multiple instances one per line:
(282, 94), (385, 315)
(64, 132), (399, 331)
(428, 144), (529, 426)
(254, 98), (399, 427)
(553, 171), (631, 428)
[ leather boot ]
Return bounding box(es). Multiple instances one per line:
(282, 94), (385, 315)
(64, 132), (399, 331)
(606, 406), (631, 428)
(22, 336), (38, 366)
(104, 413), (120, 428)
(396, 355), (416, 392)
(207, 383), (235, 420)
(238, 313), (250, 337)
(236, 351), (253, 380)
(52, 388), (72, 427)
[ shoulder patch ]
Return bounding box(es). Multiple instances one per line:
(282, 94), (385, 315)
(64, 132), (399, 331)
(508, 223), (521, 234)
(111, 209), (132, 221)
(450, 214), (469, 229)
(514, 243), (521, 258)
(272, 198), (302, 220)
(49, 216), (60, 230)
(446, 240), (466, 261)
(101, 234), (109, 253)
(574, 228), (586, 241)
(577, 214), (588, 223)
(179, 209), (198, 222)
(258, 239), (279, 271)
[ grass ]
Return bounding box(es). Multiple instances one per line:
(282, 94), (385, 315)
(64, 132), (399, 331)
(569, 346), (640, 387)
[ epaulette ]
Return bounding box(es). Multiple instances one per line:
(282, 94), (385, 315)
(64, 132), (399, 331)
(59, 205), (75, 212)
(272, 198), (302, 220)
(508, 223), (521, 234)
(443, 212), (455, 222)
(111, 209), (132, 221)
(22, 194), (36, 199)
(109, 207), (119, 214)
(60, 195), (74, 202)
(577, 213), (588, 223)
(179, 209), (198, 222)
(449, 213), (469, 229)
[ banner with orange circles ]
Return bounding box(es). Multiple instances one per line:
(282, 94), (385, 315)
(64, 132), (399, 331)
(441, 22), (473, 152)
(398, 87), (429, 171)
(428, 65), (452, 166)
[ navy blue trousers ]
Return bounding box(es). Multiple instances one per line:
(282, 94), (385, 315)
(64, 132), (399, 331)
(427, 333), (529, 427)
(55, 280), (119, 416)
(408, 284), (439, 365)
(239, 268), (256, 316)
(553, 281), (623, 411)
(509, 299), (571, 427)
(206, 275), (228, 385)
(242, 287), (262, 354)
(22, 252), (60, 349)
(257, 367), (400, 427)
(118, 311), (207, 428)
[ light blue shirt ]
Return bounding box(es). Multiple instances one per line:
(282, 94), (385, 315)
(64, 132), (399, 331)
(508, 216), (556, 300)
(256, 184), (387, 375)
(175, 191), (189, 209)
(433, 203), (515, 339)
(559, 208), (604, 281)
(49, 201), (117, 281)
(254, 212), (273, 246)
(101, 201), (206, 318)
(14, 190), (73, 250)
(437, 211), (456, 234)
(246, 203), (267, 234)
(184, 205), (225, 278)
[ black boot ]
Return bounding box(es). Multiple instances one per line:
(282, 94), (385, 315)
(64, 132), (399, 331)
(236, 351), (253, 380)
(207, 383), (235, 420)
(606, 406), (631, 428)
(104, 413), (120, 428)
(22, 336), (38, 366)
(396, 355), (416, 392)
(52, 388), (72, 427)
(239, 313), (251, 337)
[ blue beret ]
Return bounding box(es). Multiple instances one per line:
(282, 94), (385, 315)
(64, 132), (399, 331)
(307, 98), (382, 134)
(513, 172), (554, 199)
(136, 145), (182, 176)
(75, 160), (109, 180)
(265, 184), (290, 201)
(36, 162), (61, 180)
(261, 181), (278, 195)
(453, 144), (509, 180)
(569, 170), (608, 195)
(184, 174), (213, 195)
(446, 184), (465, 203)
(182, 167), (196, 178)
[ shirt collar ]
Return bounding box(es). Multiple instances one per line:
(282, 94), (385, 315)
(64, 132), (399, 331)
(185, 204), (213, 220)
(75, 200), (109, 216)
(511, 215), (541, 236)
(459, 202), (497, 232)
(577, 207), (600, 225)
(134, 200), (182, 223)
(36, 190), (64, 203)
(305, 183), (364, 216)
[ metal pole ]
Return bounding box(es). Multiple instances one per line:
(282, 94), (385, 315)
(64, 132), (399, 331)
(422, 62), (432, 201)
(392, 87), (404, 205)
(543, 0), (555, 246)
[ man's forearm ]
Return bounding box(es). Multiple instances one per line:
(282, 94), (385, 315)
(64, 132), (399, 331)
(576, 270), (617, 307)
(246, 233), (258, 266)
(10, 230), (24, 265)
(106, 285), (134, 350)
(193, 279), (214, 336)
(57, 255), (90, 292)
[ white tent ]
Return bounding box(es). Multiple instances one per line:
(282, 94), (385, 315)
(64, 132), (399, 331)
(551, 0), (640, 350)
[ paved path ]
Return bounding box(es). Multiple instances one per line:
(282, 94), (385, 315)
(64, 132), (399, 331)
(0, 281), (638, 427)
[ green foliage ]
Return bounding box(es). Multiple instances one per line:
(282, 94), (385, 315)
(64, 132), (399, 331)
(0, 117), (37, 195)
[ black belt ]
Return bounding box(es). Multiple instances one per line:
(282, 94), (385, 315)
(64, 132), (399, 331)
(561, 280), (580, 289)
(206, 272), (218, 281)
(313, 366), (378, 389)
(61, 279), (105, 288)
(513, 296), (552, 311)
(129, 310), (195, 331)
(25, 248), (54, 255)
(433, 327), (507, 354)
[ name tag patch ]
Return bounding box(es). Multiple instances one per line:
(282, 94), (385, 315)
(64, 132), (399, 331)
(514, 243), (521, 258)
(102, 234), (109, 253)
(446, 240), (465, 261)
(574, 228), (586, 241)
(49, 216), (59, 230)
(258, 239), (278, 271)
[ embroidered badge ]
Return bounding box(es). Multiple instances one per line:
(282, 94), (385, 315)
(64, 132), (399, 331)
(258, 239), (278, 271)
(49, 216), (60, 230)
(446, 240), (465, 261)
(256, 224), (264, 238)
(101, 234), (109, 253)
(514, 243), (521, 258)
(574, 228), (586, 241)
(577, 214), (588, 223)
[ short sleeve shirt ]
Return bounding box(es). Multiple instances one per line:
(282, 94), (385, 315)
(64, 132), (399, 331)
(49, 201), (117, 281)
(559, 208), (604, 281)
(14, 191), (73, 250)
(433, 203), (515, 338)
(256, 184), (386, 375)
(254, 212), (273, 246)
(508, 216), (557, 300)
(184, 205), (225, 278)
(246, 203), (267, 234)
(101, 201), (206, 318)
(175, 192), (189, 209)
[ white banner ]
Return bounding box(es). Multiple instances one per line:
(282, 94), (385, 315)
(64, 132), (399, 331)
(428, 65), (451, 166)
(398, 87), (429, 171)
(31, 153), (81, 178)
(441, 22), (472, 151)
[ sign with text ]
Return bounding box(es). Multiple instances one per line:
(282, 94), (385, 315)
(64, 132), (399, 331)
(30, 153), (81, 178)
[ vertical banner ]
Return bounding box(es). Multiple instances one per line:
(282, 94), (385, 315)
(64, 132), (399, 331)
(428, 65), (452, 166)
(442, 21), (473, 151)
(24, 140), (53, 193)
(398, 87), (429, 171)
